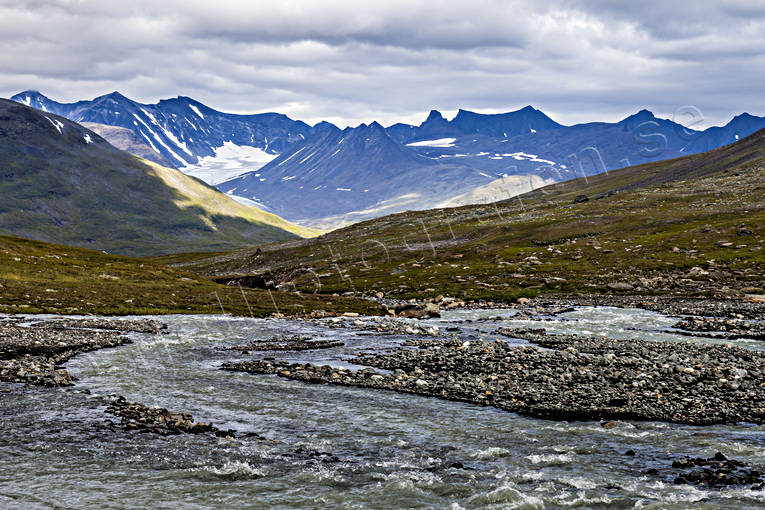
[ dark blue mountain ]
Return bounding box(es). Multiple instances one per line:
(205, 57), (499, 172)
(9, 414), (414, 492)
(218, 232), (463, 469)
(10, 90), (765, 228)
(450, 106), (563, 137)
(218, 121), (497, 226)
(10, 90), (312, 167)
(221, 106), (765, 226)
(681, 113), (764, 153)
(387, 106), (562, 144)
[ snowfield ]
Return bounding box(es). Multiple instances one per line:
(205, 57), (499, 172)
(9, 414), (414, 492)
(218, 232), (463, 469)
(405, 138), (457, 148)
(180, 142), (278, 185)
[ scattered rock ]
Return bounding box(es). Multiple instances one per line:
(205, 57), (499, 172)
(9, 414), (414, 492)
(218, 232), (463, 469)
(394, 302), (440, 319)
(673, 317), (765, 341)
(106, 396), (228, 436)
(0, 320), (140, 386)
(669, 453), (764, 489)
(224, 326), (765, 426)
(219, 335), (344, 352)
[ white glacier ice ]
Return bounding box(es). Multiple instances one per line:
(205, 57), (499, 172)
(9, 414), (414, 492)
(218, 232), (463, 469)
(406, 138), (457, 148)
(180, 141), (278, 185)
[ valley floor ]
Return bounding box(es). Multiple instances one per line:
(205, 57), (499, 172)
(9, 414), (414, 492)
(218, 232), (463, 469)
(1, 299), (764, 508)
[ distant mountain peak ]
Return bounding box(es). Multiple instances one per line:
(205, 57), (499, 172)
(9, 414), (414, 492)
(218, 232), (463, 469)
(425, 109), (445, 122)
(450, 105), (562, 137)
(309, 121), (341, 139)
(97, 91), (130, 101)
(350, 121), (386, 133)
(630, 108), (655, 118)
(731, 112), (756, 121)
(619, 109), (657, 126)
(10, 90), (51, 107)
(17, 89), (43, 97)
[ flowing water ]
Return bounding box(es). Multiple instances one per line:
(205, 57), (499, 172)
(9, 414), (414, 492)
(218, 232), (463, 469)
(1, 307), (764, 509)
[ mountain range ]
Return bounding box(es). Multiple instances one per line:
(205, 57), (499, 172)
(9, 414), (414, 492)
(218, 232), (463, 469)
(219, 106), (765, 227)
(10, 90), (311, 167)
(0, 99), (314, 256)
(10, 90), (765, 228)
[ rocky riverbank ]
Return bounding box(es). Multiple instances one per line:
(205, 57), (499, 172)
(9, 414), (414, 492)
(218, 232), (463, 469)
(0, 316), (233, 438)
(219, 335), (344, 352)
(0, 319), (140, 386)
(668, 452), (764, 489)
(534, 295), (765, 320)
(672, 317), (765, 341)
(308, 316), (445, 337)
(105, 396), (232, 436)
(28, 318), (167, 334)
(223, 327), (765, 426)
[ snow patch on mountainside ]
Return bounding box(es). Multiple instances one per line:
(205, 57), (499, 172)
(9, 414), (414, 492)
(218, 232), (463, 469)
(188, 104), (205, 119)
(180, 141), (277, 185)
(406, 138), (457, 147)
(300, 193), (426, 230)
(131, 112), (187, 164)
(500, 152), (557, 165)
(44, 116), (64, 134)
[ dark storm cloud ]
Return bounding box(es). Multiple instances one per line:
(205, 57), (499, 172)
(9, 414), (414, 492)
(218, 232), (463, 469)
(1, 0), (763, 127)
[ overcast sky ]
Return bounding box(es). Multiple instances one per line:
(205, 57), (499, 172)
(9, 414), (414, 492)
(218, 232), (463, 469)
(1, 0), (764, 128)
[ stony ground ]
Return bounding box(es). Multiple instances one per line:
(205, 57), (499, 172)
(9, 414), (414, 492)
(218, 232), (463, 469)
(0, 319), (136, 386)
(533, 295), (765, 320)
(668, 452), (764, 489)
(672, 317), (765, 340)
(105, 396), (236, 437)
(28, 318), (168, 333)
(218, 335), (344, 352)
(223, 326), (765, 426)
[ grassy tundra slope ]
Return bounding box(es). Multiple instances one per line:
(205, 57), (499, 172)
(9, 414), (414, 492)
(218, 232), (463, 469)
(0, 99), (315, 257)
(0, 234), (382, 316)
(164, 129), (765, 302)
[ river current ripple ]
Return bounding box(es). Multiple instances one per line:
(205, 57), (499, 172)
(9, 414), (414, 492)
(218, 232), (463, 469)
(1, 307), (763, 509)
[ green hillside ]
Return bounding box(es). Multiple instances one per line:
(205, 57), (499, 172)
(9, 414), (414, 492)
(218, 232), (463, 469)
(0, 233), (382, 316)
(0, 99), (316, 257)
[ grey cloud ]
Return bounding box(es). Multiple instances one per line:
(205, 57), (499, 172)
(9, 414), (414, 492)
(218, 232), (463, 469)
(0, 0), (763, 128)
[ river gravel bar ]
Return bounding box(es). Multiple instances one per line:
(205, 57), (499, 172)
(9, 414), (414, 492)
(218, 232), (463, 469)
(223, 327), (765, 426)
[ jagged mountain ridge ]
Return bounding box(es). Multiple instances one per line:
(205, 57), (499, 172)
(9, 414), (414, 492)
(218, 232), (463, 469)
(10, 90), (311, 168)
(220, 105), (765, 226)
(10, 91), (765, 228)
(217, 121), (501, 226)
(387, 106), (563, 143)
